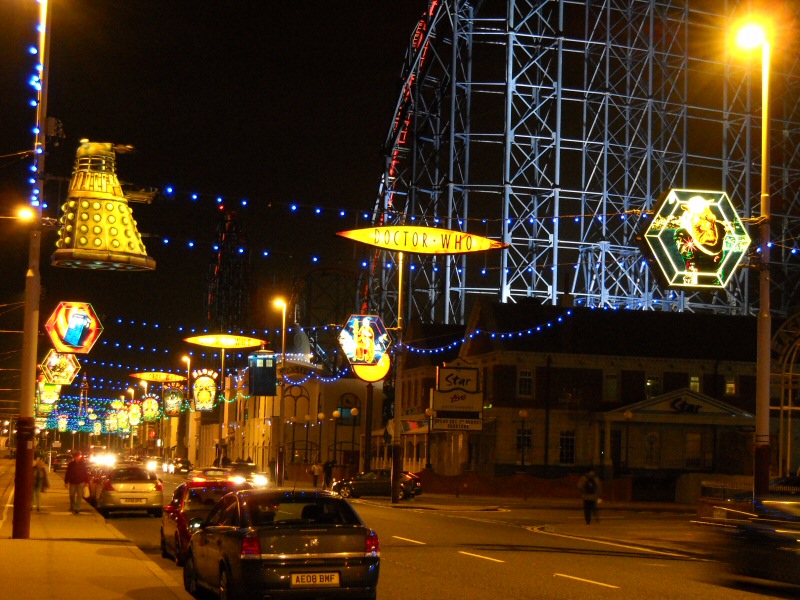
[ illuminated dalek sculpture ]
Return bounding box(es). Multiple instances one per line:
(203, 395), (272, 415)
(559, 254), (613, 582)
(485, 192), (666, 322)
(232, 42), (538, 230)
(51, 139), (156, 270)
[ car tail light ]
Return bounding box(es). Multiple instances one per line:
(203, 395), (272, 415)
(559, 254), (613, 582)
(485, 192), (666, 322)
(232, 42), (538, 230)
(103, 479), (115, 491)
(155, 480), (163, 491)
(191, 476), (207, 482)
(365, 530), (380, 557)
(240, 533), (261, 557)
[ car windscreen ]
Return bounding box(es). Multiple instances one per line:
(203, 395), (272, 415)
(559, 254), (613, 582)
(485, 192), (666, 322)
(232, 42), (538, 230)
(184, 486), (236, 512)
(111, 467), (154, 481)
(244, 496), (361, 527)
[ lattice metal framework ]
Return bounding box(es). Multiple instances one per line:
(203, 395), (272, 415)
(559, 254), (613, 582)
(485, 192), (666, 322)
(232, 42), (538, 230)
(206, 210), (250, 332)
(365, 0), (800, 326)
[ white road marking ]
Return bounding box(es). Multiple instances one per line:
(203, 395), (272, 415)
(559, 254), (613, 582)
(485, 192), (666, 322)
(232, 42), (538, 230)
(530, 526), (686, 558)
(554, 573), (620, 588)
(458, 551), (505, 563)
(392, 535), (426, 544)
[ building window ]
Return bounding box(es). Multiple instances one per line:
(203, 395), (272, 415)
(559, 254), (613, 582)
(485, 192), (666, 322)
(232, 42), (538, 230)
(725, 376), (736, 396)
(518, 369), (532, 397)
(685, 433), (702, 468)
(690, 376), (700, 392)
(559, 430), (575, 464)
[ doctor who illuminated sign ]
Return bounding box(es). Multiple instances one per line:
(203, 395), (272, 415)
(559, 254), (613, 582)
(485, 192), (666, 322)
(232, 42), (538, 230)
(641, 189), (751, 289)
(337, 226), (507, 255)
(45, 301), (103, 353)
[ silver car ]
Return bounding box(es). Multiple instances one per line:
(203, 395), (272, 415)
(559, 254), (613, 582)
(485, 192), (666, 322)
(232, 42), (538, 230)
(95, 465), (164, 518)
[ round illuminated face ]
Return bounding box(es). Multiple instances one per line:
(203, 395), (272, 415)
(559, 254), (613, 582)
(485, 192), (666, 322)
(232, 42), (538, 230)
(690, 209), (719, 246)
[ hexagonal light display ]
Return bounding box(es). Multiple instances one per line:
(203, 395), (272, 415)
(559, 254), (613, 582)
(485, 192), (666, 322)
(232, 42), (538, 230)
(44, 301), (103, 353)
(642, 189), (751, 288)
(41, 349), (81, 385)
(338, 314), (392, 367)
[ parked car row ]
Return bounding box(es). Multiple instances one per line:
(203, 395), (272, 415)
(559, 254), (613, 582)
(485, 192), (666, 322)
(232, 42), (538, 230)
(332, 469), (423, 499)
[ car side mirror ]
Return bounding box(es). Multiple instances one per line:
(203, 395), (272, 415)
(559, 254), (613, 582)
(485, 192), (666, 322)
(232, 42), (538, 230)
(188, 516), (205, 532)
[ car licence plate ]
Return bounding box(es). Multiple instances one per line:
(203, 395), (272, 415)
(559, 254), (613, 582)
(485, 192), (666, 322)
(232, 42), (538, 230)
(121, 498), (146, 504)
(290, 572), (339, 587)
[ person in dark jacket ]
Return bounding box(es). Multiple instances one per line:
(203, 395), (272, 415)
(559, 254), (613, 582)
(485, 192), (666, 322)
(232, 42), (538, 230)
(577, 468), (602, 525)
(323, 460), (334, 490)
(64, 452), (90, 514)
(32, 457), (50, 512)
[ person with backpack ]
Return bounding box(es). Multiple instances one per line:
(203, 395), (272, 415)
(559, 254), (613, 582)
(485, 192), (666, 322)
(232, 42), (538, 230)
(577, 468), (602, 524)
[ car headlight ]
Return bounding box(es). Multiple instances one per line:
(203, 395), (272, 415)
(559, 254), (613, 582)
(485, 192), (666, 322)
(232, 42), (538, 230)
(251, 474), (268, 487)
(146, 460), (158, 471)
(228, 475), (247, 485)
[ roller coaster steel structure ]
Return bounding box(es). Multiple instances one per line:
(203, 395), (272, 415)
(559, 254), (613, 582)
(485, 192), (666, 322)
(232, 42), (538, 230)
(366, 0), (800, 327)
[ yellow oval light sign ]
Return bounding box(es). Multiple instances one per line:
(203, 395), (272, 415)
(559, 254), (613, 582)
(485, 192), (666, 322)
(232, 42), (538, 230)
(337, 226), (507, 255)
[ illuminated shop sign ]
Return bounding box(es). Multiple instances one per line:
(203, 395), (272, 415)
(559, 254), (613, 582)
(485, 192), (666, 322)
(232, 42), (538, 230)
(44, 301), (103, 353)
(337, 226), (507, 255)
(641, 189), (751, 288)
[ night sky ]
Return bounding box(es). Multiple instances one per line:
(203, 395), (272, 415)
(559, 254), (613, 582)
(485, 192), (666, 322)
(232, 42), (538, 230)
(0, 1), (429, 401)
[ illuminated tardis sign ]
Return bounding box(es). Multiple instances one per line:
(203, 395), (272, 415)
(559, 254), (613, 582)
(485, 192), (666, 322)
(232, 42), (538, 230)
(642, 189), (751, 289)
(44, 301), (103, 353)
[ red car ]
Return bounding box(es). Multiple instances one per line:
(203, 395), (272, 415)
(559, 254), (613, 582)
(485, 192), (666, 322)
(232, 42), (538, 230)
(160, 479), (252, 565)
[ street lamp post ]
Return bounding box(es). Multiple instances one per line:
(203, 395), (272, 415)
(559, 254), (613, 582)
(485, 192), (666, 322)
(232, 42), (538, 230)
(624, 410), (634, 473)
(12, 0), (52, 540)
(304, 414), (311, 463)
(350, 407), (359, 467)
(317, 412), (325, 463)
(425, 407), (434, 470)
(518, 410), (529, 469)
(273, 298), (287, 485)
(332, 410), (341, 464)
(182, 355), (191, 461)
(735, 18), (772, 496)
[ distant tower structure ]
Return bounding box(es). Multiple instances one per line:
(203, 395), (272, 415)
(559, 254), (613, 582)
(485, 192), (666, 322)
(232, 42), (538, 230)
(207, 210), (250, 332)
(365, 0), (800, 325)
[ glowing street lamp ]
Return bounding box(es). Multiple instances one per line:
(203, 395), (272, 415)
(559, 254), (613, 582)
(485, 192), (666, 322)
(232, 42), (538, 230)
(273, 298), (287, 484)
(733, 16), (773, 496)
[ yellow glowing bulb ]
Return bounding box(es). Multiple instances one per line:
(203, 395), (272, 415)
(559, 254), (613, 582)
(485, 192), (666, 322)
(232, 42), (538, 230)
(736, 23), (767, 49)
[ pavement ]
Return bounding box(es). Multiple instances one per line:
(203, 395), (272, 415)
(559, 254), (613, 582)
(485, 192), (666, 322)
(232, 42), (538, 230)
(0, 458), (708, 600)
(0, 458), (192, 600)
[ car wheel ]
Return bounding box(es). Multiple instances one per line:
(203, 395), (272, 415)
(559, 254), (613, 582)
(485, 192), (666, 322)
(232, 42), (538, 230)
(339, 486), (352, 498)
(174, 534), (185, 566)
(99, 508), (110, 518)
(219, 566), (239, 600)
(160, 529), (169, 558)
(149, 508), (163, 518)
(183, 554), (199, 596)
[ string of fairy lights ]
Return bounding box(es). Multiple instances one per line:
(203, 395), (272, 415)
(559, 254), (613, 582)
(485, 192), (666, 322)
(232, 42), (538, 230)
(37, 309), (577, 433)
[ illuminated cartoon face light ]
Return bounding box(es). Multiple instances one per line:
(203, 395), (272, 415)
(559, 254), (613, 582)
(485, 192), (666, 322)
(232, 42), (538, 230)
(142, 396), (161, 421)
(642, 189), (751, 288)
(41, 349), (81, 385)
(193, 371), (218, 412)
(338, 314), (392, 367)
(163, 387), (184, 417)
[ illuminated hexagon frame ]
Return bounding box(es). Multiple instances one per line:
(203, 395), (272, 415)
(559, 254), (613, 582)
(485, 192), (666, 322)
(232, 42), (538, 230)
(44, 301), (104, 354)
(338, 314), (393, 367)
(41, 349), (81, 385)
(642, 189), (751, 288)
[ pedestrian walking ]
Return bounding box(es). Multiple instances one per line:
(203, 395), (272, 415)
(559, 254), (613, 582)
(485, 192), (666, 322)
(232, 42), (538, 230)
(322, 460), (334, 490)
(64, 452), (90, 514)
(32, 457), (50, 512)
(577, 468), (602, 524)
(311, 462), (322, 487)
